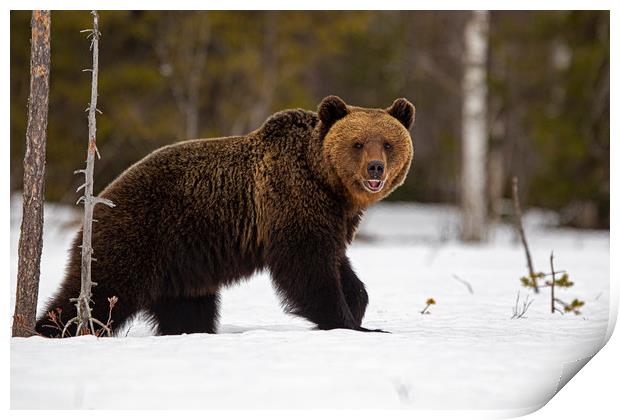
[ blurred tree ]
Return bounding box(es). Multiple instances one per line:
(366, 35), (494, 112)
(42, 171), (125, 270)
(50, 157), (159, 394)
(155, 12), (210, 139)
(460, 10), (489, 242)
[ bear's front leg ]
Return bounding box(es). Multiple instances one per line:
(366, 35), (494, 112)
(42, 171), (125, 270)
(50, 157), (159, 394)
(267, 234), (381, 332)
(339, 256), (369, 326)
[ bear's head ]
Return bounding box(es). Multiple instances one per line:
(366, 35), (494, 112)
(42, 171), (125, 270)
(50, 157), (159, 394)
(317, 95), (415, 209)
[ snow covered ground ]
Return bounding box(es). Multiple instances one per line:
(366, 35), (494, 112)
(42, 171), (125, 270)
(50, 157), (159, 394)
(10, 198), (611, 411)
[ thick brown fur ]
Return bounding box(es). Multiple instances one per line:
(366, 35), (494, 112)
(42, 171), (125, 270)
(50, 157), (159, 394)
(36, 96), (415, 336)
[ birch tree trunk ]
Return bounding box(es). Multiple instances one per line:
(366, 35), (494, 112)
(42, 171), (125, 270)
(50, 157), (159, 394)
(460, 10), (489, 242)
(12, 11), (51, 337)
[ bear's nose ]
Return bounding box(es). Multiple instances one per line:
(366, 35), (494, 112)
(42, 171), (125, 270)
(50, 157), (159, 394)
(367, 160), (385, 179)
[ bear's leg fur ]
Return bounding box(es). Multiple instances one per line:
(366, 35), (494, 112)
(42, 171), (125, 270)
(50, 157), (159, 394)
(339, 256), (369, 326)
(267, 238), (360, 331)
(149, 294), (220, 335)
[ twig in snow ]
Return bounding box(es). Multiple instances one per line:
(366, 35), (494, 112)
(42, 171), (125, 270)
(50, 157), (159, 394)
(452, 274), (474, 294)
(96, 296), (118, 337)
(393, 381), (413, 404)
(511, 291), (534, 319)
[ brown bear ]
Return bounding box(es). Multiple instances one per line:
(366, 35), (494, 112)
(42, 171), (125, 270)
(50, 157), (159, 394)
(36, 95), (415, 336)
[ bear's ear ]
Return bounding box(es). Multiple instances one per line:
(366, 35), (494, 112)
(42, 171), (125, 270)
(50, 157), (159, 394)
(386, 98), (415, 130)
(318, 95), (349, 129)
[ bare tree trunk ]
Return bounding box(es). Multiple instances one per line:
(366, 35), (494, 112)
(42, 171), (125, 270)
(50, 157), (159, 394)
(66, 11), (115, 336)
(460, 10), (489, 242)
(12, 11), (51, 337)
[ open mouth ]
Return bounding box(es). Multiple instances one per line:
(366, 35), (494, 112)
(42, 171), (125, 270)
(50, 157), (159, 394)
(361, 179), (385, 193)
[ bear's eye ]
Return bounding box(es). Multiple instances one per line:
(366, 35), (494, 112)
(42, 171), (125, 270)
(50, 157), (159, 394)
(354, 142), (364, 150)
(384, 142), (392, 150)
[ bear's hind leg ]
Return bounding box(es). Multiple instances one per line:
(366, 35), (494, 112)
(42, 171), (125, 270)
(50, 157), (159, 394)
(150, 294), (220, 335)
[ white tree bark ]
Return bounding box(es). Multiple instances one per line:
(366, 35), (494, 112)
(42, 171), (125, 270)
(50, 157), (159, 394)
(460, 10), (489, 242)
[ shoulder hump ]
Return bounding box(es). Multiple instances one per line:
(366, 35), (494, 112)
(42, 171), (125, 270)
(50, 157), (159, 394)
(259, 109), (318, 140)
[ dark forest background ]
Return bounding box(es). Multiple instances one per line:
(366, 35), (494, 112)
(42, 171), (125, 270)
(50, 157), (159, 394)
(10, 11), (609, 228)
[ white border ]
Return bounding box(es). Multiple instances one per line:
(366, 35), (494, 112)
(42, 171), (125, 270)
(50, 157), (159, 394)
(2, 2), (616, 419)
(1, 0), (617, 11)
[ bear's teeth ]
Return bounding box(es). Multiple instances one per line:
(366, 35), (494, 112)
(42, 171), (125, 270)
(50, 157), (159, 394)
(362, 179), (384, 193)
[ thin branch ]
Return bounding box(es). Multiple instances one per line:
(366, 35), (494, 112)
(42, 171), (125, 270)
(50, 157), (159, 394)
(553, 297), (570, 307)
(93, 197), (116, 208)
(452, 274), (474, 294)
(511, 291), (534, 319)
(539, 270), (567, 277)
(550, 251), (556, 313)
(512, 176), (539, 293)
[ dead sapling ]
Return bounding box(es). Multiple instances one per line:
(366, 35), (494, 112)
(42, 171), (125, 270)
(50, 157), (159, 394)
(511, 176), (540, 293)
(96, 296), (118, 337)
(62, 11), (116, 337)
(420, 298), (436, 315)
(511, 291), (534, 319)
(511, 177), (585, 315)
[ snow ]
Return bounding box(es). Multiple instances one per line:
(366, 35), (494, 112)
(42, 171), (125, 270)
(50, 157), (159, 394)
(10, 197), (610, 410)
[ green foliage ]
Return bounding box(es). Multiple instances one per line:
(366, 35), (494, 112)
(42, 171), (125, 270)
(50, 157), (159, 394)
(563, 299), (585, 315)
(520, 272), (545, 289)
(554, 273), (574, 288)
(518, 254), (584, 315)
